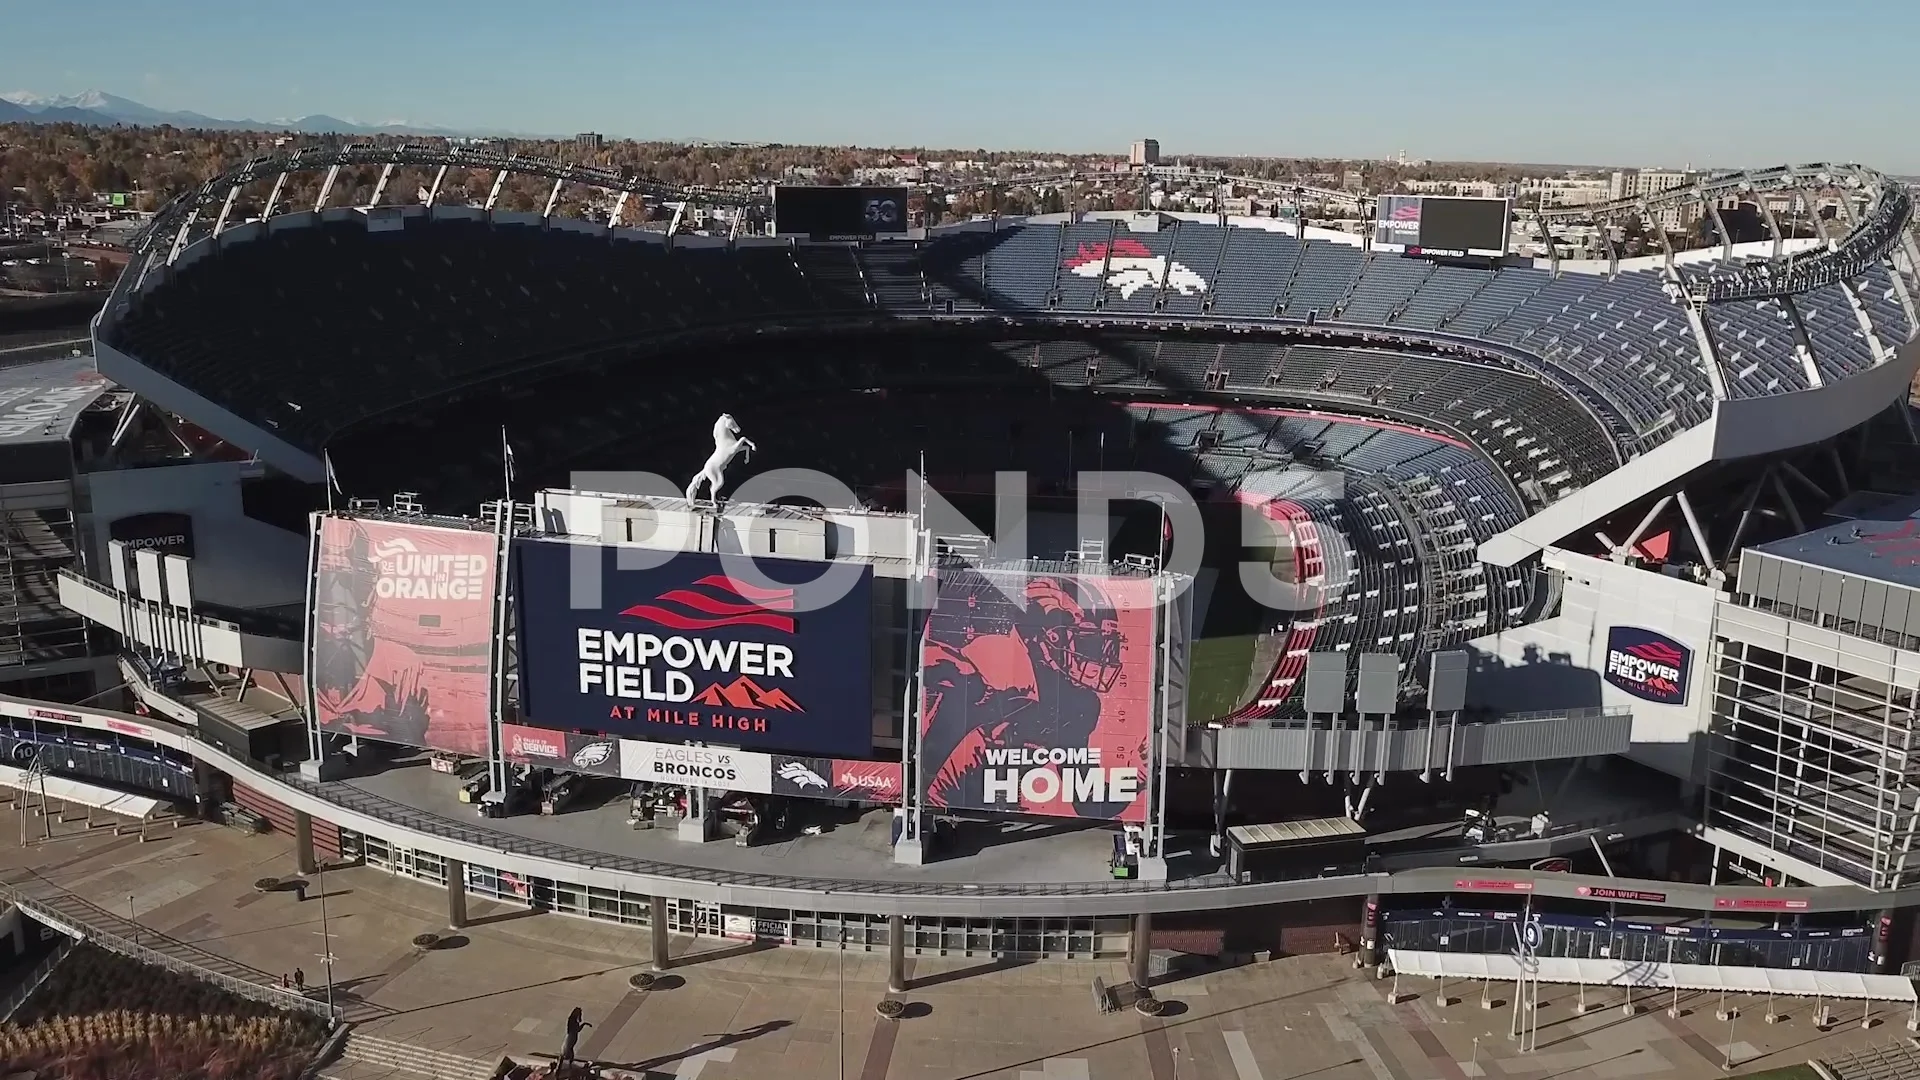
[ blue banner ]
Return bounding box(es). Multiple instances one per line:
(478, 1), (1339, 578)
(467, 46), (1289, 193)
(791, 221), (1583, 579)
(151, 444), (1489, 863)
(512, 540), (875, 757)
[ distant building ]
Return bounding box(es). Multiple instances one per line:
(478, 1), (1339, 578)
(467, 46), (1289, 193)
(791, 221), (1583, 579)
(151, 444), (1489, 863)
(575, 132), (604, 152)
(1129, 140), (1160, 167)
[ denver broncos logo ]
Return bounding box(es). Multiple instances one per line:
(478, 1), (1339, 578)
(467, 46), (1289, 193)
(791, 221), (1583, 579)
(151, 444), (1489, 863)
(1062, 238), (1207, 299)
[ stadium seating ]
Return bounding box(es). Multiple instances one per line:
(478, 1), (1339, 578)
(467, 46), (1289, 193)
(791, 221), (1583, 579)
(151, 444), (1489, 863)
(94, 190), (1916, 724)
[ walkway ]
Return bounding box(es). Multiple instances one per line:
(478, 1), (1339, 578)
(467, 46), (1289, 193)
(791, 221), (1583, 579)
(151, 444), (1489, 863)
(0, 805), (1911, 1079)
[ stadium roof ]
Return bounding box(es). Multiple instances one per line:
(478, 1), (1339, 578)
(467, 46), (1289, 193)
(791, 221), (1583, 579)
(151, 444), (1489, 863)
(1752, 492), (1920, 589)
(0, 356), (109, 446)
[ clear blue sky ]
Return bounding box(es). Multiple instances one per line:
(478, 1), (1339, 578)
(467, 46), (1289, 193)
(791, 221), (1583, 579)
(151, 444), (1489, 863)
(7, 0), (1916, 173)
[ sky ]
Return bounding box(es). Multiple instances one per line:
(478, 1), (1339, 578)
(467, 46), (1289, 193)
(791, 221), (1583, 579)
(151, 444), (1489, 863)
(6, 0), (1917, 173)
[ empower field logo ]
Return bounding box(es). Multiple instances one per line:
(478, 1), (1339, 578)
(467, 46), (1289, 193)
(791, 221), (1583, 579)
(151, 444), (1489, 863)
(1604, 627), (1691, 705)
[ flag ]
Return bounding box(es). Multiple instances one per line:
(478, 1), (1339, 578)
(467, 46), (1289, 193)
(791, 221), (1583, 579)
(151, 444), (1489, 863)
(321, 450), (340, 513)
(501, 426), (516, 494)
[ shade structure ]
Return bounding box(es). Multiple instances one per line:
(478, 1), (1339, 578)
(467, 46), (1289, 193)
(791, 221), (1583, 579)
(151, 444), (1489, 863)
(1387, 949), (1916, 1004)
(0, 763), (161, 821)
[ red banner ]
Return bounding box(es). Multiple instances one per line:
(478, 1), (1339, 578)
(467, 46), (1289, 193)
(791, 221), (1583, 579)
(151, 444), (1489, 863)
(312, 518), (497, 757)
(1454, 879), (1533, 892)
(919, 569), (1156, 823)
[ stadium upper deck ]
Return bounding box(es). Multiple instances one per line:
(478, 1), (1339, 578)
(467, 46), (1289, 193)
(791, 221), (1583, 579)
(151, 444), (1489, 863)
(78, 153), (1920, 720)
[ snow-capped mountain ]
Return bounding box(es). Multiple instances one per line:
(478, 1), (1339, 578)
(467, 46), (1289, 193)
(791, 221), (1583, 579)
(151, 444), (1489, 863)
(0, 89), (485, 138)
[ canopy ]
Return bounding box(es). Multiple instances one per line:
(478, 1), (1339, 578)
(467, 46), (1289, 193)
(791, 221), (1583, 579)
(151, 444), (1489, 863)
(1388, 949), (1916, 1004)
(0, 764), (161, 821)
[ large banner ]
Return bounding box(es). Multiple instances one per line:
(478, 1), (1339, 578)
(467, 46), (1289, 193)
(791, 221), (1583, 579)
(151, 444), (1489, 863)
(619, 738), (903, 802)
(499, 723), (621, 777)
(513, 540), (875, 757)
(918, 569), (1156, 823)
(312, 518), (498, 757)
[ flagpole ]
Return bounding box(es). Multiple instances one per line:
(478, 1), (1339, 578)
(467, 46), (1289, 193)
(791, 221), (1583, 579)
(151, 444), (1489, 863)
(322, 450), (337, 514)
(501, 426), (515, 505)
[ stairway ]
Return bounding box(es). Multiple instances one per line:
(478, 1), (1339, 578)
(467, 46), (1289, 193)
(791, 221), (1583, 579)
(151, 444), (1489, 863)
(333, 1032), (502, 1080)
(1817, 1038), (1920, 1080)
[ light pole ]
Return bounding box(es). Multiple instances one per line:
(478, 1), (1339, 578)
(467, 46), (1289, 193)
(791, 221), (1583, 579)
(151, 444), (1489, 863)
(316, 858), (336, 1014)
(1471, 1036), (1481, 1077)
(127, 894), (136, 944)
(1723, 1002), (1738, 1071)
(838, 928), (847, 1080)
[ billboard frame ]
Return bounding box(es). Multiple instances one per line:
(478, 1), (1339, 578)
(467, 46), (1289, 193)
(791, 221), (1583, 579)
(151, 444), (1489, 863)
(902, 559), (1186, 872)
(302, 509), (510, 778)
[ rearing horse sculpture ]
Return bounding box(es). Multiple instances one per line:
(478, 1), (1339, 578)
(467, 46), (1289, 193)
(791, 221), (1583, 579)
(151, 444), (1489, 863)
(685, 413), (756, 502)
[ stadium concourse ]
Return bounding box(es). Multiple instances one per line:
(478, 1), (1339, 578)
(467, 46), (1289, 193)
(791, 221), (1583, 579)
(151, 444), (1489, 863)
(6, 147), (1920, 1034)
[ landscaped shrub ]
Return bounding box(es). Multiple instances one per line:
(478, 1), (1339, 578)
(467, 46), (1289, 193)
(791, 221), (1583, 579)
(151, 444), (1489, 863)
(0, 944), (326, 1080)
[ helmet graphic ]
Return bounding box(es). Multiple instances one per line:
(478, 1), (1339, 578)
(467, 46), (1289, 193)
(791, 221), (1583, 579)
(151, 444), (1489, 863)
(1020, 576), (1124, 694)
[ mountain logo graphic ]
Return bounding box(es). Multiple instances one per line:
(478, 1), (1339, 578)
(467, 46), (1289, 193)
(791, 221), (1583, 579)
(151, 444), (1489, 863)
(620, 574), (796, 633)
(693, 676), (804, 712)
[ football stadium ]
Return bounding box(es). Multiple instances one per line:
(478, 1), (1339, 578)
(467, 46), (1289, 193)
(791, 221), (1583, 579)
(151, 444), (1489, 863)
(8, 146), (1920, 1004)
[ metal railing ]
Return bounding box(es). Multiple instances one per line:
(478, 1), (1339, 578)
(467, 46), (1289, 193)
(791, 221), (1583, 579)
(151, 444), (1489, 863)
(0, 936), (72, 1022)
(0, 870), (336, 1023)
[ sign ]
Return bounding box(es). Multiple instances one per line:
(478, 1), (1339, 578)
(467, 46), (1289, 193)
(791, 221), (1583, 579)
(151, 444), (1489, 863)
(1714, 897), (1810, 912)
(919, 569), (1156, 823)
(621, 740), (773, 790)
(615, 738), (902, 802)
(1520, 919), (1541, 951)
(513, 541), (876, 757)
(110, 512), (197, 558)
(770, 754), (904, 801)
(311, 518), (499, 757)
(720, 913), (791, 942)
(1603, 626), (1692, 706)
(772, 185), (912, 237)
(499, 723), (622, 778)
(1577, 886), (1669, 904)
(1454, 879), (1534, 892)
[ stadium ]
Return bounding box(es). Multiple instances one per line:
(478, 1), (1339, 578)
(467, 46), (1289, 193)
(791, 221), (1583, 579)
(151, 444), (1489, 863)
(8, 145), (1920, 1004)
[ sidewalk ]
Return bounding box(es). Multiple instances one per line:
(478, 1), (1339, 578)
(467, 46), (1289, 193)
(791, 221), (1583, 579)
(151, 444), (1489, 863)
(0, 806), (1910, 1079)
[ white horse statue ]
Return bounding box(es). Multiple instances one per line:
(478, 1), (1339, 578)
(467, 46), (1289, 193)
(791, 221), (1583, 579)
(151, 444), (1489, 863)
(685, 413), (756, 502)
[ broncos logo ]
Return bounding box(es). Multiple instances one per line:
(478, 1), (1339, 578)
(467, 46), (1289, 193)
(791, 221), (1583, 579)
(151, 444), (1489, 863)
(777, 761), (827, 789)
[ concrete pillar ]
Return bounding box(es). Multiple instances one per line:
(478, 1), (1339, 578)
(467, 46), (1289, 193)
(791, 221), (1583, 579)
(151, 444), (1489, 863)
(444, 857), (467, 930)
(292, 810), (317, 876)
(1360, 894), (1381, 967)
(887, 915), (908, 994)
(1129, 912), (1153, 989)
(650, 896), (670, 971)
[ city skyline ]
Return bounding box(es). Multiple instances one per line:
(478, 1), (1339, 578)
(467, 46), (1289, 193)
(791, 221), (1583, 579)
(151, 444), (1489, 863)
(4, 0), (1917, 173)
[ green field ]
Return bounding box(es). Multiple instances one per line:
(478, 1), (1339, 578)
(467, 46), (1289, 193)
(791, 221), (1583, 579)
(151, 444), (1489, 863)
(1188, 633), (1260, 723)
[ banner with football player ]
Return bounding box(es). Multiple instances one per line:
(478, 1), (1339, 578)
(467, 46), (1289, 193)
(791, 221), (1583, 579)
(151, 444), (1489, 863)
(917, 569), (1156, 823)
(310, 516), (498, 757)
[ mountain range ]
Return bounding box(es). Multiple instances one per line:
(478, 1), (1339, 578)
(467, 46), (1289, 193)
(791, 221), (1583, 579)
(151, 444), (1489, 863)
(0, 89), (485, 138)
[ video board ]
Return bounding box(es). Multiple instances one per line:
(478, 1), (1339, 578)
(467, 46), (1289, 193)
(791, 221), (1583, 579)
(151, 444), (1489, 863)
(918, 569), (1157, 823)
(773, 185), (911, 237)
(512, 539), (876, 757)
(311, 517), (499, 757)
(1373, 194), (1512, 257)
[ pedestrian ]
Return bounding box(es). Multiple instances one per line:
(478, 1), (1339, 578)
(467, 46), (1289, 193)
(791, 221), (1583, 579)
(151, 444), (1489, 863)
(294, 880), (307, 902)
(280, 972), (290, 989)
(294, 968), (305, 992)
(560, 1007), (590, 1069)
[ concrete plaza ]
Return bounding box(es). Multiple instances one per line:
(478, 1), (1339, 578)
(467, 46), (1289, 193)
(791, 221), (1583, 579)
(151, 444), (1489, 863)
(0, 807), (1909, 1080)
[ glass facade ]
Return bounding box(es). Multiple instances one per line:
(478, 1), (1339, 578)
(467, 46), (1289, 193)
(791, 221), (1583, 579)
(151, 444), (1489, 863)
(340, 828), (1130, 958)
(1705, 635), (1920, 890)
(1383, 913), (1872, 973)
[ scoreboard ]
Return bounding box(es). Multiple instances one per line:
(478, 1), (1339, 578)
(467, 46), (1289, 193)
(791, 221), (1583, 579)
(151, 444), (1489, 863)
(773, 186), (911, 238)
(1373, 195), (1512, 258)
